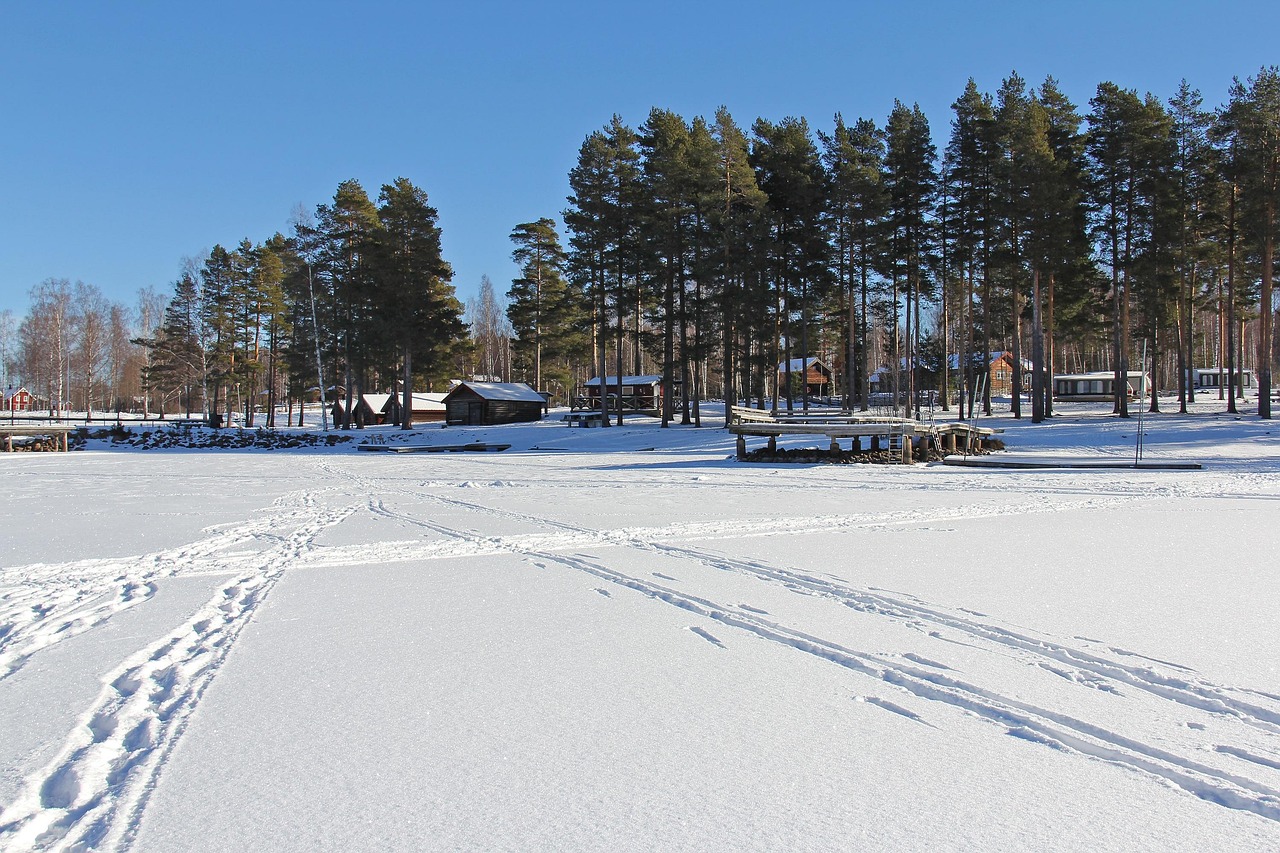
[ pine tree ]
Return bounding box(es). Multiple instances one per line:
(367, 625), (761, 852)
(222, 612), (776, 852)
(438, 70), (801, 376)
(374, 177), (463, 429)
(751, 116), (830, 413)
(314, 180), (381, 427)
(1036, 77), (1093, 419)
(884, 101), (937, 418)
(565, 117), (642, 425)
(1087, 83), (1146, 417)
(822, 115), (889, 411)
(709, 107), (767, 423)
(508, 218), (569, 393)
(639, 108), (694, 426)
(1168, 80), (1219, 412)
(1223, 67), (1280, 418)
(945, 80), (998, 417)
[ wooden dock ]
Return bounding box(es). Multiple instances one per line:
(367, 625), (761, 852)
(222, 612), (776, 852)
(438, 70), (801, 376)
(0, 424), (75, 452)
(728, 406), (998, 463)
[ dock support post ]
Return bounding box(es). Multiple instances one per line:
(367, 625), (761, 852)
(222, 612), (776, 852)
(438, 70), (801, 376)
(944, 432), (956, 453)
(736, 434), (746, 459)
(829, 437), (840, 454)
(871, 435), (880, 452)
(767, 436), (776, 454)
(902, 437), (913, 464)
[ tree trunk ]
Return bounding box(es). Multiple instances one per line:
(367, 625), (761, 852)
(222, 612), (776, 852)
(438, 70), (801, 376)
(1031, 269), (1045, 423)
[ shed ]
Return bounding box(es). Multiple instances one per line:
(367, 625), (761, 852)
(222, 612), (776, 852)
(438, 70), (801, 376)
(332, 394), (396, 427)
(443, 382), (545, 426)
(410, 392), (448, 423)
(776, 358), (832, 397)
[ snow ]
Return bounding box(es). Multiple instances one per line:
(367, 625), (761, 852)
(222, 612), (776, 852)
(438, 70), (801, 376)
(450, 382), (546, 403)
(2, 400), (1280, 851)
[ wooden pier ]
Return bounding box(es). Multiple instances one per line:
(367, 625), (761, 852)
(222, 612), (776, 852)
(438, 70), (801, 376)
(728, 406), (998, 463)
(0, 424), (75, 452)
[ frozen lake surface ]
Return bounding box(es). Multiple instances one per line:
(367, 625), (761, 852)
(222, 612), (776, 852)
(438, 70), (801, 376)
(2, 401), (1279, 851)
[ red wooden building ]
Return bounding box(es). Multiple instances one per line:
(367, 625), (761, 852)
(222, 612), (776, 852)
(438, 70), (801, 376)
(3, 386), (33, 412)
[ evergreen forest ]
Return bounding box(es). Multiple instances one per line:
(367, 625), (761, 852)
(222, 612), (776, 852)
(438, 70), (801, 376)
(5, 69), (1279, 426)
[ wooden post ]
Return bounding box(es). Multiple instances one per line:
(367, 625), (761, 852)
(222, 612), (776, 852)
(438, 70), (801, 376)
(871, 435), (880, 452)
(736, 434), (747, 459)
(902, 436), (913, 464)
(767, 436), (777, 454)
(829, 436), (840, 453)
(944, 432), (956, 453)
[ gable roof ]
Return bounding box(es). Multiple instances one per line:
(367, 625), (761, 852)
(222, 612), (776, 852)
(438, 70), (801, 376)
(446, 381), (546, 403)
(583, 375), (662, 387)
(947, 352), (1033, 370)
(777, 357), (829, 373)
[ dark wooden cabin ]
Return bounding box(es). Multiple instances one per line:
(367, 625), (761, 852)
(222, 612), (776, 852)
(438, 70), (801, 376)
(443, 382), (545, 426)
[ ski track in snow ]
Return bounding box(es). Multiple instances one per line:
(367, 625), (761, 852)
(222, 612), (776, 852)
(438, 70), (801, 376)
(313, 461), (1280, 825)
(2, 455), (1277, 846)
(0, 470), (356, 852)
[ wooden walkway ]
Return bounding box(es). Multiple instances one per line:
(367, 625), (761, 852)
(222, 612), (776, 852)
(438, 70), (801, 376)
(0, 424), (75, 452)
(728, 406), (998, 462)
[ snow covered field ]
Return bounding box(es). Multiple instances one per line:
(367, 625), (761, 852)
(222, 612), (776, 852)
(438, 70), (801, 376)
(2, 401), (1279, 851)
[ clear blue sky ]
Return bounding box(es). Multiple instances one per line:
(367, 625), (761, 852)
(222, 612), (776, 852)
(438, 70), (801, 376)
(2, 1), (1276, 319)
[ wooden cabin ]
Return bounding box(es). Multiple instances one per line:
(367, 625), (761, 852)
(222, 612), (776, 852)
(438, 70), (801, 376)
(581, 375), (673, 416)
(332, 394), (397, 427)
(409, 392), (448, 422)
(443, 382), (545, 426)
(947, 352), (1035, 398)
(776, 358), (832, 397)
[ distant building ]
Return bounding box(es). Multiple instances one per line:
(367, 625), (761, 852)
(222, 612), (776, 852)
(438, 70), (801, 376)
(443, 382), (545, 426)
(947, 352), (1032, 397)
(581, 375), (671, 416)
(3, 386), (33, 412)
(775, 358), (832, 397)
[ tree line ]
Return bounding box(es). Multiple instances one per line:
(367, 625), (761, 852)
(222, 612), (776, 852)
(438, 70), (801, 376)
(504, 68), (1280, 425)
(4, 177), (472, 428)
(5, 69), (1277, 427)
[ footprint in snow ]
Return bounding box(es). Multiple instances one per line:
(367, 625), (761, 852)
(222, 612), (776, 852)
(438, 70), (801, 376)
(594, 588), (611, 598)
(652, 572), (677, 581)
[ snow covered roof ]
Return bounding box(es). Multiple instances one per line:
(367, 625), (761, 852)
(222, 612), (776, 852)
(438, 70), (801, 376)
(584, 375), (662, 387)
(410, 392), (447, 409)
(777, 357), (828, 373)
(447, 382), (546, 403)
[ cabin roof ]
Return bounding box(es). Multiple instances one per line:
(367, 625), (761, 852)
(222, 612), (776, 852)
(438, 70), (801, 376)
(776, 357), (828, 373)
(584, 375), (662, 387)
(410, 392), (448, 408)
(1054, 371), (1148, 380)
(446, 382), (545, 403)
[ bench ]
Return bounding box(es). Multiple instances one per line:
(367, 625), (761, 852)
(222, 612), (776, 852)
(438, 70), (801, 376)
(562, 412), (605, 428)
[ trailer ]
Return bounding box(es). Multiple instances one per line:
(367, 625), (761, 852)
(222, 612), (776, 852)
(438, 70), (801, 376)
(1052, 371), (1149, 402)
